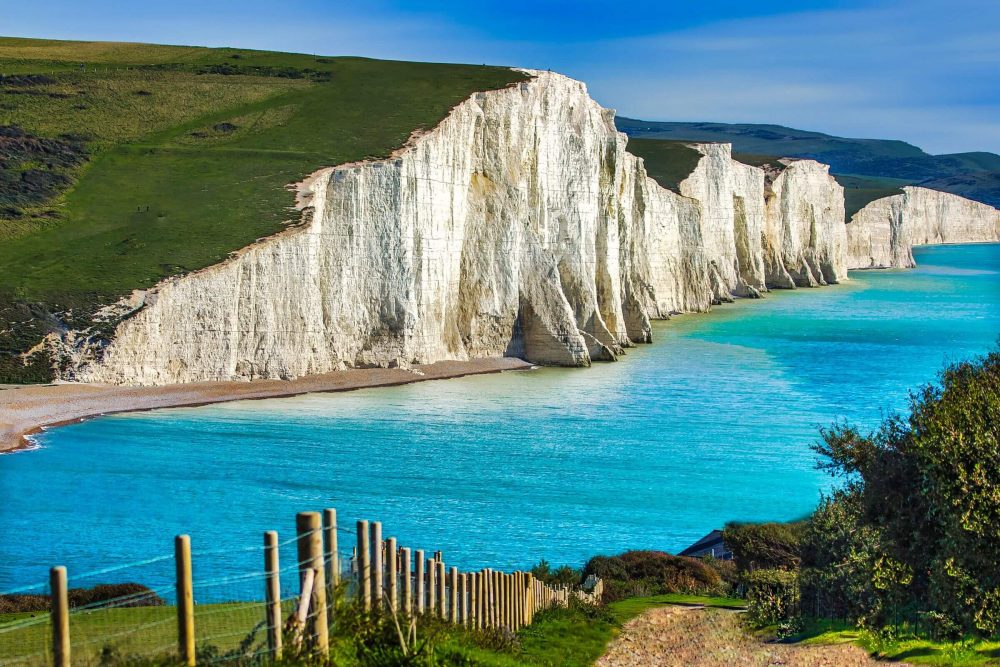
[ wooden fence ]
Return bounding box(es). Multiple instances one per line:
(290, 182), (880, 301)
(40, 508), (602, 666)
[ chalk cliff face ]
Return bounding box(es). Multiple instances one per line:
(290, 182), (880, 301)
(63, 72), (849, 385)
(764, 161), (848, 287)
(846, 186), (1000, 269)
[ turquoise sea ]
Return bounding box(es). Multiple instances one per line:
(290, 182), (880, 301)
(1, 244), (997, 598)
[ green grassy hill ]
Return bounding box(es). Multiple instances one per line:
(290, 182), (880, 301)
(623, 138), (703, 193)
(617, 118), (1000, 212)
(0, 36), (526, 382)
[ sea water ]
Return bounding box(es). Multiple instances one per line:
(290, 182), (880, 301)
(1, 244), (997, 598)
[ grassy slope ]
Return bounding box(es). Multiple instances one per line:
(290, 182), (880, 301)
(624, 137), (703, 193)
(0, 602), (274, 663)
(616, 118), (927, 163)
(0, 37), (526, 381)
(834, 173), (908, 219)
(797, 619), (1000, 666)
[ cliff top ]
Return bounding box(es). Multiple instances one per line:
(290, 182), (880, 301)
(0, 36), (527, 382)
(616, 117), (1000, 211)
(624, 138), (703, 193)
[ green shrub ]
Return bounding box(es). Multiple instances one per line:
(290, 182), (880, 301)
(722, 521), (804, 572)
(530, 559), (582, 587)
(0, 582), (164, 614)
(810, 345), (1000, 636)
(745, 569), (799, 628)
(582, 550), (724, 601)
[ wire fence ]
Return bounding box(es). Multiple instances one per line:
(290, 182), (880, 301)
(0, 509), (599, 666)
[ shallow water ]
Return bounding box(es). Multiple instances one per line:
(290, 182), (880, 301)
(1, 244), (997, 598)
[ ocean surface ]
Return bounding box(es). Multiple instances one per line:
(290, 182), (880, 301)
(1, 243), (998, 599)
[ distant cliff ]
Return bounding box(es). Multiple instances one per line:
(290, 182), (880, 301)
(54, 72), (849, 385)
(846, 187), (1000, 269)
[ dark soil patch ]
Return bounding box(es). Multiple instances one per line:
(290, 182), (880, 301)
(0, 125), (87, 210)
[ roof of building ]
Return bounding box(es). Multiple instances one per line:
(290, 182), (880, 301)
(678, 529), (733, 560)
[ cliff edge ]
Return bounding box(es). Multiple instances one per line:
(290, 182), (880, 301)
(846, 186), (1000, 269)
(44, 73), (906, 384)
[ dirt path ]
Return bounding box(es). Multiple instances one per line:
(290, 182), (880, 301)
(597, 606), (904, 667)
(0, 357), (532, 453)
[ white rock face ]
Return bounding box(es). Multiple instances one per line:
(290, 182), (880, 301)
(62, 71), (848, 386)
(764, 160), (848, 287)
(678, 144), (768, 300)
(846, 186), (1000, 269)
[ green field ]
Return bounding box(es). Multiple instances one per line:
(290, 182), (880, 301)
(0, 36), (526, 382)
(0, 601), (274, 664)
(834, 173), (908, 219)
(624, 137), (703, 193)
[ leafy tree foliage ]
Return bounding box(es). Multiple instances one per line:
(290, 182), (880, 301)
(807, 345), (1000, 635)
(530, 559), (582, 587)
(722, 521), (805, 572)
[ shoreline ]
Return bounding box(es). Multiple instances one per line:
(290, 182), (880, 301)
(0, 357), (534, 454)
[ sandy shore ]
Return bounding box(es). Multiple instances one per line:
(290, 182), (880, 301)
(0, 357), (533, 453)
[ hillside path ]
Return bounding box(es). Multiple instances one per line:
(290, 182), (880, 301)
(596, 606), (906, 667)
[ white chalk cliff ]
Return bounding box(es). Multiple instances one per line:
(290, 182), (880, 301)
(51, 72), (896, 385)
(846, 186), (1000, 269)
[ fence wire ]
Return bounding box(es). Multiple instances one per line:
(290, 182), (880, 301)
(0, 519), (584, 665)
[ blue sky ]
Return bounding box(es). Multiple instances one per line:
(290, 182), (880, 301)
(4, 0), (999, 154)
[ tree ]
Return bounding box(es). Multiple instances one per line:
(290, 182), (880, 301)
(811, 345), (1000, 634)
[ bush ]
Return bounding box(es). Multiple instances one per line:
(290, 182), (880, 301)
(810, 345), (1000, 635)
(582, 550), (723, 601)
(0, 583), (164, 614)
(701, 555), (739, 590)
(723, 521), (804, 572)
(745, 569), (799, 628)
(529, 559), (581, 587)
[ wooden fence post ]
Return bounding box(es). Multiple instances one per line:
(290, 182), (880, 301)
(468, 572), (477, 628)
(371, 522), (383, 608)
(386, 537), (398, 613)
(50, 566), (70, 667)
(415, 550), (425, 614)
(449, 567), (458, 624)
(175, 535), (195, 667)
(524, 573), (534, 626)
(296, 512), (329, 653)
(323, 509), (339, 587)
(502, 571), (508, 628)
(460, 573), (468, 626)
(437, 560), (447, 620)
(401, 547), (412, 616)
(480, 570), (487, 628)
(357, 521), (371, 611)
(488, 569), (497, 629)
(514, 572), (521, 629)
(512, 573), (518, 629)
(264, 531), (282, 660)
(426, 556), (436, 615)
(508, 574), (515, 628)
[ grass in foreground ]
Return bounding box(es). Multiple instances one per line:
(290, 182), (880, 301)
(16, 594), (993, 666)
(794, 620), (1000, 667)
(0, 601), (275, 664)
